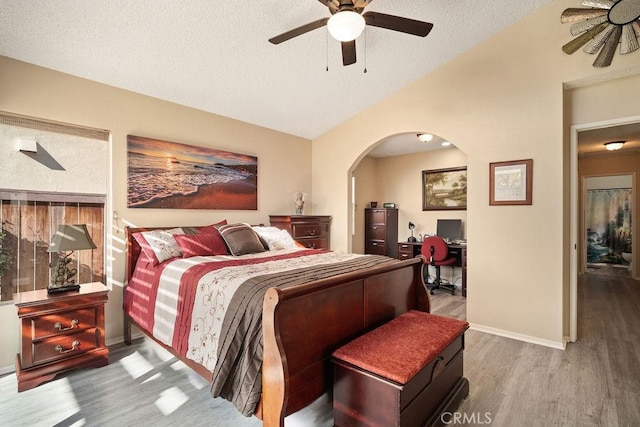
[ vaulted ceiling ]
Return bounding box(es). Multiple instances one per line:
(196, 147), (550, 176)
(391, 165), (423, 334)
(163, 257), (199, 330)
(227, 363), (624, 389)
(0, 1), (552, 140)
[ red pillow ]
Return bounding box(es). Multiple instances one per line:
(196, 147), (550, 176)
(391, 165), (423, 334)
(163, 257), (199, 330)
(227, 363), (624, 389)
(197, 220), (227, 234)
(174, 233), (229, 257)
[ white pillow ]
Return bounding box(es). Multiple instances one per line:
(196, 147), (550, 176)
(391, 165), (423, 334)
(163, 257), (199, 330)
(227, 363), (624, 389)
(253, 226), (299, 250)
(133, 227), (184, 265)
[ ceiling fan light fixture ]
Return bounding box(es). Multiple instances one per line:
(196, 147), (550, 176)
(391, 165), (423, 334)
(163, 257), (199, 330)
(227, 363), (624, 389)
(417, 133), (433, 142)
(604, 141), (625, 151)
(327, 11), (365, 42)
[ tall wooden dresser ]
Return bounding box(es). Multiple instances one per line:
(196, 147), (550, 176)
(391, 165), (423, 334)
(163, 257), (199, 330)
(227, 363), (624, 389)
(269, 215), (331, 250)
(364, 208), (398, 258)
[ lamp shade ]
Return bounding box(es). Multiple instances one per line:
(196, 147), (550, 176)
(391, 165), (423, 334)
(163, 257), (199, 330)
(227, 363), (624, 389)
(327, 11), (366, 42)
(48, 224), (97, 253)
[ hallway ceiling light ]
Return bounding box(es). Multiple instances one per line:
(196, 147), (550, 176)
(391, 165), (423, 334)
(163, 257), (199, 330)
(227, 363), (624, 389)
(417, 133), (433, 142)
(604, 141), (625, 151)
(441, 141), (452, 147)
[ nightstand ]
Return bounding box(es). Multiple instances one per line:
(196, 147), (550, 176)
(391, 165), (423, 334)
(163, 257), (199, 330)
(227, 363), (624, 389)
(14, 282), (109, 392)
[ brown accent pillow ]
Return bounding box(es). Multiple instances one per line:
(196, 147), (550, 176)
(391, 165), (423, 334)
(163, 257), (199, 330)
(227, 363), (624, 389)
(217, 223), (266, 256)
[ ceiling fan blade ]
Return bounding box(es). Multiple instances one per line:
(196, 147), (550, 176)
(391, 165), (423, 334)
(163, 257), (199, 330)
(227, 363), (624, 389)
(633, 21), (640, 39)
(570, 15), (607, 36)
(583, 24), (615, 54)
(562, 21), (608, 54)
(317, 0), (339, 14)
(354, 0), (374, 13)
(581, 0), (614, 8)
(363, 11), (433, 37)
(269, 18), (329, 44)
(621, 24), (640, 54)
(593, 25), (621, 67)
(561, 8), (608, 23)
(342, 40), (357, 66)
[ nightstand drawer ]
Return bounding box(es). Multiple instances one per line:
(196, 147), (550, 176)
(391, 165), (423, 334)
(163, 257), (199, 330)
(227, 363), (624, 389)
(32, 308), (97, 339)
(297, 237), (328, 250)
(292, 223), (328, 239)
(32, 328), (98, 365)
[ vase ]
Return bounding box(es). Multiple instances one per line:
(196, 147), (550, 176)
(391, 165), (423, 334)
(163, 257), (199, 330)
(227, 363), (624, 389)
(293, 192), (306, 215)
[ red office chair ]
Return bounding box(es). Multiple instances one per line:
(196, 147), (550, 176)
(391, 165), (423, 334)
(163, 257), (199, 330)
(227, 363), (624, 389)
(421, 236), (457, 295)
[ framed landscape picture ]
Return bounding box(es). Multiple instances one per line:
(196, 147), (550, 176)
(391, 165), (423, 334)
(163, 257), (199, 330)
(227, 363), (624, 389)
(127, 135), (257, 210)
(489, 159), (533, 206)
(422, 167), (467, 210)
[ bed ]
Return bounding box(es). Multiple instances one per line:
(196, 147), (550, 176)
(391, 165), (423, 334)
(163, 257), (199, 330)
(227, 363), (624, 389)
(123, 223), (429, 426)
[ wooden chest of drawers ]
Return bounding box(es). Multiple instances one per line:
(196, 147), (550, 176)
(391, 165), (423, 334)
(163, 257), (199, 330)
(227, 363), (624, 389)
(14, 282), (109, 392)
(365, 208), (398, 258)
(269, 215), (332, 250)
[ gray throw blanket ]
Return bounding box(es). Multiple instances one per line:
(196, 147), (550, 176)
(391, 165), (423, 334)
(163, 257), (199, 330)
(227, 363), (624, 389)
(210, 255), (398, 416)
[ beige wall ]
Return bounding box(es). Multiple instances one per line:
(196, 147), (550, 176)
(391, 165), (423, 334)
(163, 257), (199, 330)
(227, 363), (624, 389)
(0, 56), (311, 370)
(352, 155), (378, 254)
(579, 153), (639, 279)
(312, 0), (640, 347)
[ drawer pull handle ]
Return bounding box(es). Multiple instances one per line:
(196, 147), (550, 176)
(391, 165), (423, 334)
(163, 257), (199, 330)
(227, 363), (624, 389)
(55, 340), (80, 354)
(54, 319), (79, 331)
(308, 230), (316, 236)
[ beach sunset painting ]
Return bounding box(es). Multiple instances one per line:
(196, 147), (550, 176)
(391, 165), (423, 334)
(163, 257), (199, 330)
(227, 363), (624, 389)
(127, 135), (257, 210)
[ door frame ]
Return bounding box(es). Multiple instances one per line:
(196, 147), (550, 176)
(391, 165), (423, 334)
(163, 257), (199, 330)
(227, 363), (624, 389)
(570, 114), (640, 342)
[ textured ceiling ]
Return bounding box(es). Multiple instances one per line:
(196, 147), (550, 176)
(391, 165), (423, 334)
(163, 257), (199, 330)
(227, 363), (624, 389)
(0, 0), (553, 140)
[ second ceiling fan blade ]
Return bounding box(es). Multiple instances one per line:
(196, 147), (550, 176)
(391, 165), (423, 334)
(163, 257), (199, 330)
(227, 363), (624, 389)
(269, 17), (329, 44)
(342, 40), (357, 66)
(363, 11), (433, 37)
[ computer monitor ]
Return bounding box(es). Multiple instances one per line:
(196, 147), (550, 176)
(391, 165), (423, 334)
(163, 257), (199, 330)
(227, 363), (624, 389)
(436, 219), (462, 242)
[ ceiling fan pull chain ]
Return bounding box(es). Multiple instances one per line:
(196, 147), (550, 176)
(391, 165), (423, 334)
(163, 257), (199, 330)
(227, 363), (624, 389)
(326, 27), (329, 71)
(363, 26), (368, 73)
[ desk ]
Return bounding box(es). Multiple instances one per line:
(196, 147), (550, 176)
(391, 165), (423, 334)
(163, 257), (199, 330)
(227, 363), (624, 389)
(397, 241), (467, 297)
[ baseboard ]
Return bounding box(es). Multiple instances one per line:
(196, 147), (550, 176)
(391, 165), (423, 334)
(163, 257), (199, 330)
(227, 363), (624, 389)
(469, 323), (566, 350)
(106, 331), (144, 347)
(0, 363), (15, 376)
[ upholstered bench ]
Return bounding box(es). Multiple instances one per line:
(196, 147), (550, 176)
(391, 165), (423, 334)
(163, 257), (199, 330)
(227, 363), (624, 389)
(332, 310), (470, 427)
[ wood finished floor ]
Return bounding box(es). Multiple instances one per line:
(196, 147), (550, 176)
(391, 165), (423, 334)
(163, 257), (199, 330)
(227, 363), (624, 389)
(1, 274), (638, 426)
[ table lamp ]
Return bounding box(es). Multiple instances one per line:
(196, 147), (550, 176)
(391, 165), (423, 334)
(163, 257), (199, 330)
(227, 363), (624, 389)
(47, 224), (97, 294)
(408, 222), (417, 242)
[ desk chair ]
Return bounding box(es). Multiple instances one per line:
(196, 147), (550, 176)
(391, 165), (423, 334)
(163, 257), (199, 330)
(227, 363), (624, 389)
(422, 236), (457, 295)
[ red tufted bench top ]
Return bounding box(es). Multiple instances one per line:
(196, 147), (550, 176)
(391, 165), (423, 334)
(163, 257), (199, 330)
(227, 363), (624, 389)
(332, 310), (469, 385)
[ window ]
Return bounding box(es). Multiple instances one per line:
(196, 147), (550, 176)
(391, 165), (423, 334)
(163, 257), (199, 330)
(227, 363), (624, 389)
(0, 190), (105, 302)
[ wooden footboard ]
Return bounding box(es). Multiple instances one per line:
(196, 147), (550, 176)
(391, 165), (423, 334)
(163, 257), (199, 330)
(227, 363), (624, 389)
(261, 257), (429, 427)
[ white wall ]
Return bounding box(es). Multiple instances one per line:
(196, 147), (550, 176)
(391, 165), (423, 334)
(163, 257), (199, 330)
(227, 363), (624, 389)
(0, 125), (107, 194)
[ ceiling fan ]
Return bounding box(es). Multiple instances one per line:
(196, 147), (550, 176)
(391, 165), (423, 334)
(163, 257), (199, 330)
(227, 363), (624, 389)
(268, 0), (434, 66)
